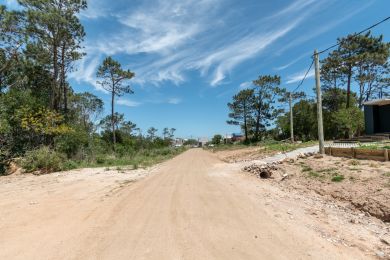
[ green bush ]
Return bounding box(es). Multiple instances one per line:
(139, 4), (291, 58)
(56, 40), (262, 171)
(54, 129), (89, 158)
(61, 160), (79, 171)
(331, 175), (345, 182)
(20, 146), (67, 174)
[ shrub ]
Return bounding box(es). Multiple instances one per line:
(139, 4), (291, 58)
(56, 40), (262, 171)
(20, 146), (66, 174)
(95, 155), (106, 164)
(54, 129), (88, 158)
(61, 160), (79, 171)
(331, 175), (345, 182)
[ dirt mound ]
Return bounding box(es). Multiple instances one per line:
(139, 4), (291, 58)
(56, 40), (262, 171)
(247, 155), (390, 222)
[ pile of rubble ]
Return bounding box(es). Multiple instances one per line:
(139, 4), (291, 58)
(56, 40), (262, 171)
(243, 163), (278, 179)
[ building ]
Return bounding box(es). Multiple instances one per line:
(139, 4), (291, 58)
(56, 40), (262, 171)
(198, 137), (209, 147)
(231, 133), (245, 142)
(364, 99), (390, 135)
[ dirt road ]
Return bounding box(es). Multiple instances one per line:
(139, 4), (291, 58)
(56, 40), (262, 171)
(0, 149), (372, 259)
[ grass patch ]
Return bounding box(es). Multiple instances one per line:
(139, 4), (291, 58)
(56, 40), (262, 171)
(263, 141), (317, 153)
(317, 168), (337, 173)
(79, 147), (186, 169)
(206, 140), (317, 153)
(384, 172), (390, 177)
(349, 167), (361, 171)
(301, 165), (313, 172)
(308, 171), (321, 178)
(331, 175), (345, 182)
(19, 146), (186, 174)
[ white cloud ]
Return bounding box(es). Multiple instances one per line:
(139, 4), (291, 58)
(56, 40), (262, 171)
(79, 0), (111, 19)
(286, 68), (315, 84)
(117, 98), (141, 107)
(239, 81), (252, 89)
(276, 0), (374, 55)
(167, 98), (182, 105)
(274, 51), (312, 71)
(199, 20), (303, 86)
(69, 56), (105, 92)
(74, 0), (336, 87)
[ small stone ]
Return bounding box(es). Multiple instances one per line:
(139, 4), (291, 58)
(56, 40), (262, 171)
(376, 251), (385, 258)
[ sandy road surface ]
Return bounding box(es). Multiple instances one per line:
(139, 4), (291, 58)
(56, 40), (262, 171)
(0, 149), (370, 259)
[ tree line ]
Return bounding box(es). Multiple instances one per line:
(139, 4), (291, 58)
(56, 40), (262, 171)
(0, 1), (179, 174)
(228, 32), (389, 142)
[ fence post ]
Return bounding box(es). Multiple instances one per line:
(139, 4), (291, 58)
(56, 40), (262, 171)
(352, 147), (356, 159)
(385, 149), (389, 162)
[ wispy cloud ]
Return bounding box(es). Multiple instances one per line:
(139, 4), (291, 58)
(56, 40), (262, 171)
(73, 0), (363, 89)
(74, 0), (324, 87)
(79, 0), (112, 19)
(200, 21), (303, 86)
(276, 0), (374, 55)
(274, 51), (312, 71)
(286, 68), (314, 84)
(167, 98), (182, 105)
(117, 98), (142, 107)
(239, 81), (252, 89)
(69, 56), (104, 92)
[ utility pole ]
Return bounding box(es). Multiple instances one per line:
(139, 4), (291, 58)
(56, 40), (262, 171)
(289, 92), (294, 143)
(314, 49), (325, 154)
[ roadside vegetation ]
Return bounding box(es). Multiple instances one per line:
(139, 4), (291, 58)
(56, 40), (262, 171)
(206, 139), (317, 153)
(0, 2), (183, 175)
(225, 32), (389, 144)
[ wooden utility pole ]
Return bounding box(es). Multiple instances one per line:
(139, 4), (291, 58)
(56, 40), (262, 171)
(314, 49), (325, 154)
(289, 92), (294, 143)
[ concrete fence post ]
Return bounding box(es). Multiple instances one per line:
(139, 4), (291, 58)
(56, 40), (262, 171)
(352, 147), (356, 159)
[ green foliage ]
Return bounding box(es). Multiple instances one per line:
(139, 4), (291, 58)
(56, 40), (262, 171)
(20, 146), (67, 174)
(321, 32), (390, 108)
(275, 88), (364, 141)
(212, 134), (222, 145)
(54, 127), (89, 158)
(331, 175), (345, 182)
(227, 89), (255, 141)
(17, 106), (73, 135)
(333, 107), (364, 138)
(252, 75), (285, 140)
(0, 1), (183, 176)
(96, 56), (135, 146)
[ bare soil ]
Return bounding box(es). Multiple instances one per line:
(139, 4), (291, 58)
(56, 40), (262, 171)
(214, 146), (273, 162)
(272, 155), (390, 222)
(0, 149), (388, 259)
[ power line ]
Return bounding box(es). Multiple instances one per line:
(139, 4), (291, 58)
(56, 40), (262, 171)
(292, 58), (314, 93)
(318, 16), (390, 55)
(291, 16), (390, 95)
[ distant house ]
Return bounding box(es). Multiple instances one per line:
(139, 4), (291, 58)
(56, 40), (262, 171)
(198, 137), (209, 147)
(223, 134), (233, 144)
(231, 133), (244, 142)
(364, 99), (390, 135)
(172, 138), (184, 147)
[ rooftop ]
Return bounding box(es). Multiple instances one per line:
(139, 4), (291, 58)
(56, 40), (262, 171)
(363, 99), (390, 106)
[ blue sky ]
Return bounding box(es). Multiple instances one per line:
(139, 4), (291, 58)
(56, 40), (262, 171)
(2, 0), (390, 139)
